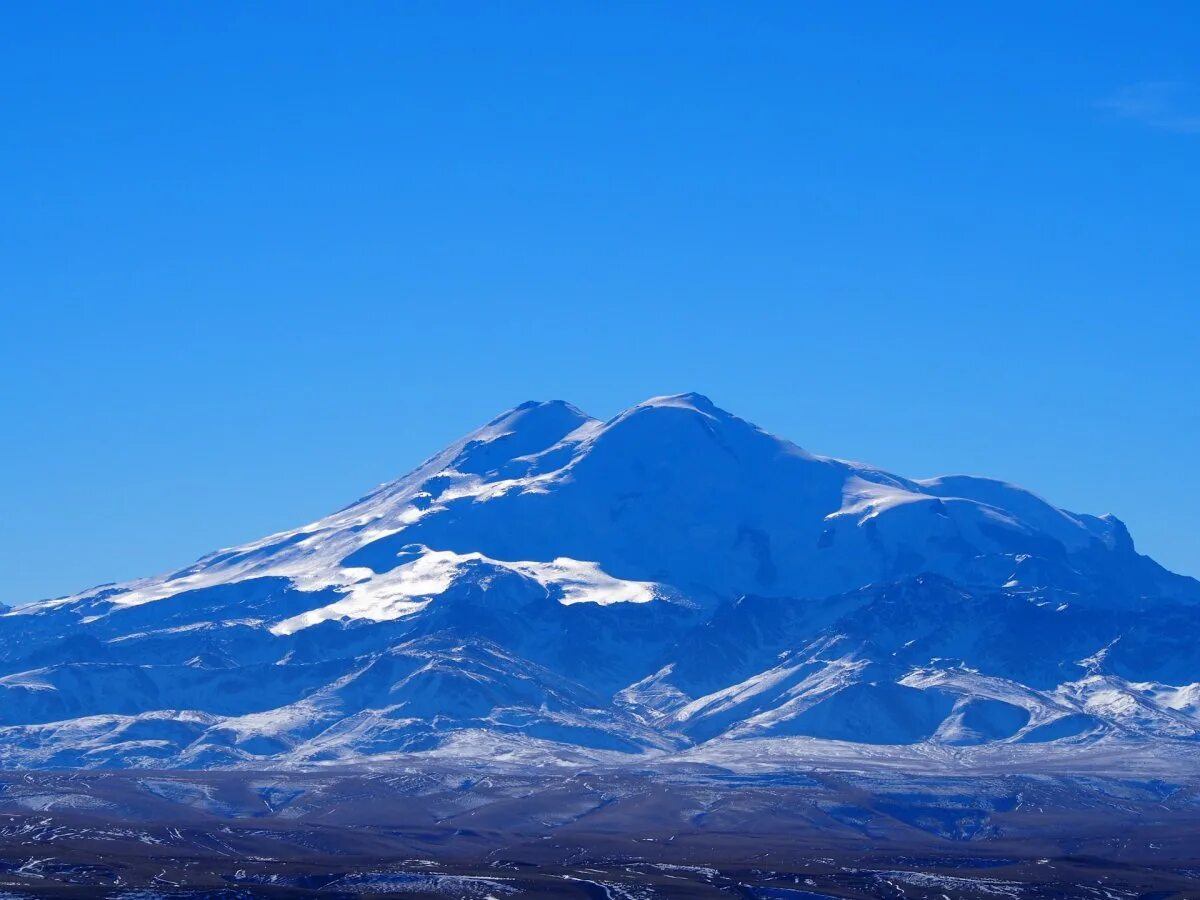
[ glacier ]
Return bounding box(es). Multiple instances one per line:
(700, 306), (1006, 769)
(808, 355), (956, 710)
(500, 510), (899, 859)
(2, 392), (1197, 771)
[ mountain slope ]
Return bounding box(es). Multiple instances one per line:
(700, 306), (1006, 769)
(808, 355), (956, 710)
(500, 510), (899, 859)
(2, 393), (1197, 770)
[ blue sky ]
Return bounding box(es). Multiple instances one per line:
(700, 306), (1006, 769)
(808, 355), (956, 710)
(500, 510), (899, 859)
(3, 3), (1198, 603)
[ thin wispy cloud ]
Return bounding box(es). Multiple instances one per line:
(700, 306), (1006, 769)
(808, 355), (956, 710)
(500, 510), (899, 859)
(1097, 81), (1200, 134)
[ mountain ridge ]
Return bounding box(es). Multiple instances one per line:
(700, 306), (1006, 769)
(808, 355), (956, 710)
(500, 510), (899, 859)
(1, 393), (1197, 770)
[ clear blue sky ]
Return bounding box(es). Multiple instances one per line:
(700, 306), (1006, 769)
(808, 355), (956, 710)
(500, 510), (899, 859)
(3, 3), (1198, 604)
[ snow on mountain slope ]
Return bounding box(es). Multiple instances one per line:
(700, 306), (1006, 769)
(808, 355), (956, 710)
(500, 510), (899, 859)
(1, 394), (1197, 770)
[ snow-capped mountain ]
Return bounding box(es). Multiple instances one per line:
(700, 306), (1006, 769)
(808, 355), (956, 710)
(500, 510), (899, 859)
(2, 393), (1197, 769)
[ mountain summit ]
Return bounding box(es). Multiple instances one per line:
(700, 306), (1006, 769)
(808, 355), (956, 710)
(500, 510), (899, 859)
(2, 395), (1197, 769)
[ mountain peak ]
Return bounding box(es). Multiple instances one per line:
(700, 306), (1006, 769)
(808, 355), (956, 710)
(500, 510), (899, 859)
(597, 392), (759, 439)
(635, 392), (722, 414)
(447, 399), (597, 476)
(480, 398), (593, 435)
(492, 397), (587, 420)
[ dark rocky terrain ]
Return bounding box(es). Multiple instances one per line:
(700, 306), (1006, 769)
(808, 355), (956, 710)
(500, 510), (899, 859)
(0, 764), (1196, 898)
